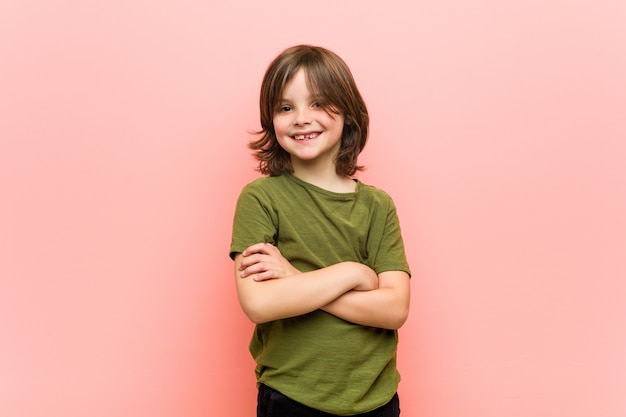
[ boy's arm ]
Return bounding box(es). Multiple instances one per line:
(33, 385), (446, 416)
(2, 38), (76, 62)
(234, 243), (378, 324)
(321, 271), (410, 330)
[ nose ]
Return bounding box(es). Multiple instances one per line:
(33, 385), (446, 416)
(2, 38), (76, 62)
(293, 107), (311, 125)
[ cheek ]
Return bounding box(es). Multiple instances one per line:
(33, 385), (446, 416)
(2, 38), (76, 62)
(327, 113), (345, 129)
(272, 118), (287, 135)
(333, 119), (346, 136)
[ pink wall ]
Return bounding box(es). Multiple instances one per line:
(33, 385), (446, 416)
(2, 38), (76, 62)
(1, 1), (625, 416)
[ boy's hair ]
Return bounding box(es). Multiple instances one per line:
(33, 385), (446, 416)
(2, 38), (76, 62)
(250, 45), (369, 177)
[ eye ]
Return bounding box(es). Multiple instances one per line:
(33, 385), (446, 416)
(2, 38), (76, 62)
(278, 105), (292, 112)
(311, 99), (332, 110)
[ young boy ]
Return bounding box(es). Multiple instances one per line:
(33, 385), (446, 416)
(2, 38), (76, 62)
(230, 45), (410, 416)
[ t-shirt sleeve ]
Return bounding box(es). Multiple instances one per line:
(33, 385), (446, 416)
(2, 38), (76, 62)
(229, 183), (277, 260)
(370, 196), (411, 276)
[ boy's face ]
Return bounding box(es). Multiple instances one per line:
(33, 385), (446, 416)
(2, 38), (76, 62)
(273, 69), (344, 174)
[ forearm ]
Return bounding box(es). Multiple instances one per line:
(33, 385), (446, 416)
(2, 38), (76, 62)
(321, 271), (410, 330)
(235, 257), (374, 324)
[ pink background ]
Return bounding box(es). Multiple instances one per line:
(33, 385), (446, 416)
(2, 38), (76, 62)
(1, 1), (625, 416)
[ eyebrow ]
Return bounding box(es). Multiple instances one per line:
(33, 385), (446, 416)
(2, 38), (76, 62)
(279, 94), (325, 103)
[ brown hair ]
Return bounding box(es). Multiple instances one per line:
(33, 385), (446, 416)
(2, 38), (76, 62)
(249, 45), (369, 177)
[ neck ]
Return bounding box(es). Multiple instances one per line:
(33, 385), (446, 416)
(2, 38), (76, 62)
(291, 164), (356, 193)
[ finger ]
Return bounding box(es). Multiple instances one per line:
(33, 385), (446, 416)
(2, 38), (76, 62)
(240, 260), (272, 278)
(241, 243), (264, 256)
(242, 268), (275, 281)
(252, 271), (275, 282)
(239, 253), (270, 270)
(262, 242), (280, 255)
(242, 242), (274, 256)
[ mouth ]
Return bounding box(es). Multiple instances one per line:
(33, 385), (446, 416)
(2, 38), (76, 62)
(292, 132), (320, 141)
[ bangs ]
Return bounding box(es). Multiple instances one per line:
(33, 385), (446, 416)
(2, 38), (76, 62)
(272, 63), (344, 116)
(302, 62), (346, 113)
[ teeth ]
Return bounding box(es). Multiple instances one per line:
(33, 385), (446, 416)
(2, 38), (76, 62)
(294, 133), (316, 140)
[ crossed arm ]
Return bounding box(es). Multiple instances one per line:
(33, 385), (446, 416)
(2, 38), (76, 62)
(233, 243), (410, 330)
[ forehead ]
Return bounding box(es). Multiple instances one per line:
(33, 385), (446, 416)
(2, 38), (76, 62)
(281, 70), (309, 97)
(279, 67), (325, 100)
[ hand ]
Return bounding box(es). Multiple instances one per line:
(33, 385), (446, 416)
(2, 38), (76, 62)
(239, 242), (301, 281)
(350, 262), (379, 291)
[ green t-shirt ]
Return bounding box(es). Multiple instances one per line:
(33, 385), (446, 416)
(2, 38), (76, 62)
(230, 173), (410, 415)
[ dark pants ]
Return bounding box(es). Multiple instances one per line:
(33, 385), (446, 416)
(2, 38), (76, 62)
(257, 384), (400, 417)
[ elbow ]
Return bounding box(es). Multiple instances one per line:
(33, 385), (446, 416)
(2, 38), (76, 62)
(246, 315), (265, 325)
(386, 317), (408, 331)
(394, 312), (409, 330)
(245, 309), (271, 325)
(236, 281), (270, 324)
(240, 303), (265, 324)
(239, 297), (275, 324)
(386, 306), (410, 330)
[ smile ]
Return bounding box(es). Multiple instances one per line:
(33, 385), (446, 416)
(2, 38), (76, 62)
(292, 133), (319, 140)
